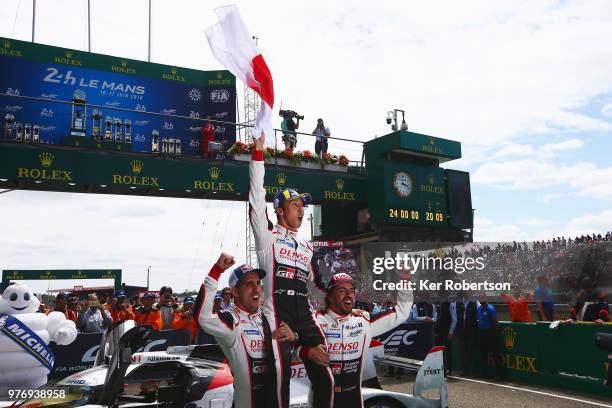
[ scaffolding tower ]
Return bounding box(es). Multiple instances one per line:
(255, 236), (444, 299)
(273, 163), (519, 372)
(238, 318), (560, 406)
(244, 36), (260, 267)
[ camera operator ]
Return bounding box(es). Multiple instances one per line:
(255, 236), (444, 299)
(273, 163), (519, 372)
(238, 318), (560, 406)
(279, 110), (302, 151)
(313, 118), (330, 156)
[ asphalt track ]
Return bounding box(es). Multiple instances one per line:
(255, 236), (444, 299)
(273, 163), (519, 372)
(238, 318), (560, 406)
(379, 371), (612, 408)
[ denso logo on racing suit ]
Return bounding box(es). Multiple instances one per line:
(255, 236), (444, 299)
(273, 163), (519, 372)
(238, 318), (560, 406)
(328, 342), (359, 351)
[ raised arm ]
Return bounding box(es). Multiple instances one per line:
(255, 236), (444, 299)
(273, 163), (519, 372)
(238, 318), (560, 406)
(195, 253), (237, 345)
(249, 133), (274, 250)
(370, 289), (414, 337)
(309, 246), (326, 294)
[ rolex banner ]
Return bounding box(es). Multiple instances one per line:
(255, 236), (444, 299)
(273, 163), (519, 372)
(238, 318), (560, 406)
(0, 37), (236, 155)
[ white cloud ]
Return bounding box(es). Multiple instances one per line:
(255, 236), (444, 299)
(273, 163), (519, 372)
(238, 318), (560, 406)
(473, 217), (529, 241)
(540, 138), (584, 154)
(475, 212), (611, 241)
(491, 143), (536, 159)
(534, 209), (612, 240)
(472, 159), (612, 199)
(536, 192), (567, 204)
(601, 103), (612, 117)
(519, 218), (558, 226)
(486, 138), (583, 161)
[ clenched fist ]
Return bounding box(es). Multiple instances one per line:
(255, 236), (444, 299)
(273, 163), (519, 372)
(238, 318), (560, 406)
(215, 252), (236, 271)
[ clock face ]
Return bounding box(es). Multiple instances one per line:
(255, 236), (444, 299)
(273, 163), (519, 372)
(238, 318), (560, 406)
(392, 171), (412, 198)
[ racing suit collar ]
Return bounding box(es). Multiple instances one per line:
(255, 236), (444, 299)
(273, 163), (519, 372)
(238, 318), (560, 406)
(275, 223), (299, 236)
(233, 303), (261, 319)
(325, 308), (351, 322)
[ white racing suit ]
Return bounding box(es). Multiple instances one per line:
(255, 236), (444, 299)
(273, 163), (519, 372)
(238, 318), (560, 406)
(249, 150), (334, 408)
(300, 290), (413, 408)
(196, 264), (268, 408)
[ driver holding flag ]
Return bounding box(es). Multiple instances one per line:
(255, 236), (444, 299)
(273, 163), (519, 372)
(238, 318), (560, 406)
(249, 133), (334, 408)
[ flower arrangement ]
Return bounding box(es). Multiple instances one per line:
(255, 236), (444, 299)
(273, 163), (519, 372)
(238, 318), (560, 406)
(280, 148), (293, 159)
(302, 150), (317, 163)
(228, 142), (349, 168)
(322, 153), (338, 165)
(227, 141), (249, 155)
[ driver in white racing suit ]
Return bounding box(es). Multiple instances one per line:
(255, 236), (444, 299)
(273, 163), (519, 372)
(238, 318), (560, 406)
(196, 252), (296, 408)
(298, 272), (413, 407)
(249, 133), (334, 408)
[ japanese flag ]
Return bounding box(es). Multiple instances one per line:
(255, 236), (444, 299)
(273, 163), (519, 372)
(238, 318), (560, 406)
(205, 5), (274, 140)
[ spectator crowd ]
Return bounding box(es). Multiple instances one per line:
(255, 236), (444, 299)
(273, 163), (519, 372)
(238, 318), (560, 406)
(34, 284), (237, 344)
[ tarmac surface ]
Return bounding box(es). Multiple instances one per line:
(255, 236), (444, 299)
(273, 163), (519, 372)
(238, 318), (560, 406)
(378, 370), (612, 408)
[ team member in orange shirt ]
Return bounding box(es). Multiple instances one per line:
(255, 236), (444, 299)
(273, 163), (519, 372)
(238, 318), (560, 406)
(134, 293), (163, 330)
(109, 290), (135, 323)
(52, 292), (77, 321)
(500, 285), (532, 322)
(172, 296), (198, 342)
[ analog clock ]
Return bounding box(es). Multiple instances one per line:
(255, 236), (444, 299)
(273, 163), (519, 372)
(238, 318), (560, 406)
(392, 171), (412, 198)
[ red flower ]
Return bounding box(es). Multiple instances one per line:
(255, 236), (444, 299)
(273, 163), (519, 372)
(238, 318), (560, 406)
(303, 150), (313, 159)
(282, 148), (293, 158)
(338, 155), (349, 166)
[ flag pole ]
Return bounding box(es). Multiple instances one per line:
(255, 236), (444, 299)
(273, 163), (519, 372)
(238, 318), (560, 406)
(31, 0), (36, 42)
(87, 0), (91, 52)
(148, 0), (152, 62)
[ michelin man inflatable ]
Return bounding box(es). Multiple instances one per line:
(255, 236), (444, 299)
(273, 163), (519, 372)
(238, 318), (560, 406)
(0, 283), (78, 394)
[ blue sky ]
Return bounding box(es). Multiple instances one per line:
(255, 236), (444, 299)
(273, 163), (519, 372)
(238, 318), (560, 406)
(1, 0), (611, 291)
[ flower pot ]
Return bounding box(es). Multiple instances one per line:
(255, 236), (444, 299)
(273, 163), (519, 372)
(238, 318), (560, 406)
(299, 161), (323, 170)
(272, 158), (293, 166)
(232, 153), (251, 162)
(323, 163), (348, 172)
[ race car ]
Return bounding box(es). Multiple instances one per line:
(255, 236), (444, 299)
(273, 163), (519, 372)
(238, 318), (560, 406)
(10, 321), (449, 408)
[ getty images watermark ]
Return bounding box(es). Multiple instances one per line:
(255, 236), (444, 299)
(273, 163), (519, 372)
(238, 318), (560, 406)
(355, 243), (517, 301)
(370, 251), (509, 292)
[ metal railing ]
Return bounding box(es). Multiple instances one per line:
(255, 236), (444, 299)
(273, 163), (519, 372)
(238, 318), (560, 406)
(1, 92), (367, 174)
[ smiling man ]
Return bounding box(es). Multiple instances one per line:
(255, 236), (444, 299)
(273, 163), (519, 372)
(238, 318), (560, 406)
(301, 273), (413, 408)
(196, 252), (295, 408)
(249, 133), (332, 408)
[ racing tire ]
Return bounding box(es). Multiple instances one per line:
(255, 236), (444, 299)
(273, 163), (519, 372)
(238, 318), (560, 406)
(364, 396), (405, 408)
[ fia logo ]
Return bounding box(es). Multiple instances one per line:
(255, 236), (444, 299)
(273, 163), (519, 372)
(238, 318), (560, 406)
(210, 89), (229, 103)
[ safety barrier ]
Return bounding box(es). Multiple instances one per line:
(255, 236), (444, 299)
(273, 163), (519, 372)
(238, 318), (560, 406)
(451, 321), (612, 398)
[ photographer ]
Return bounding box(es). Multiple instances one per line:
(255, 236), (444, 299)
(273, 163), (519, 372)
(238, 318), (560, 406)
(279, 110), (302, 150)
(313, 118), (330, 156)
(109, 290), (135, 323)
